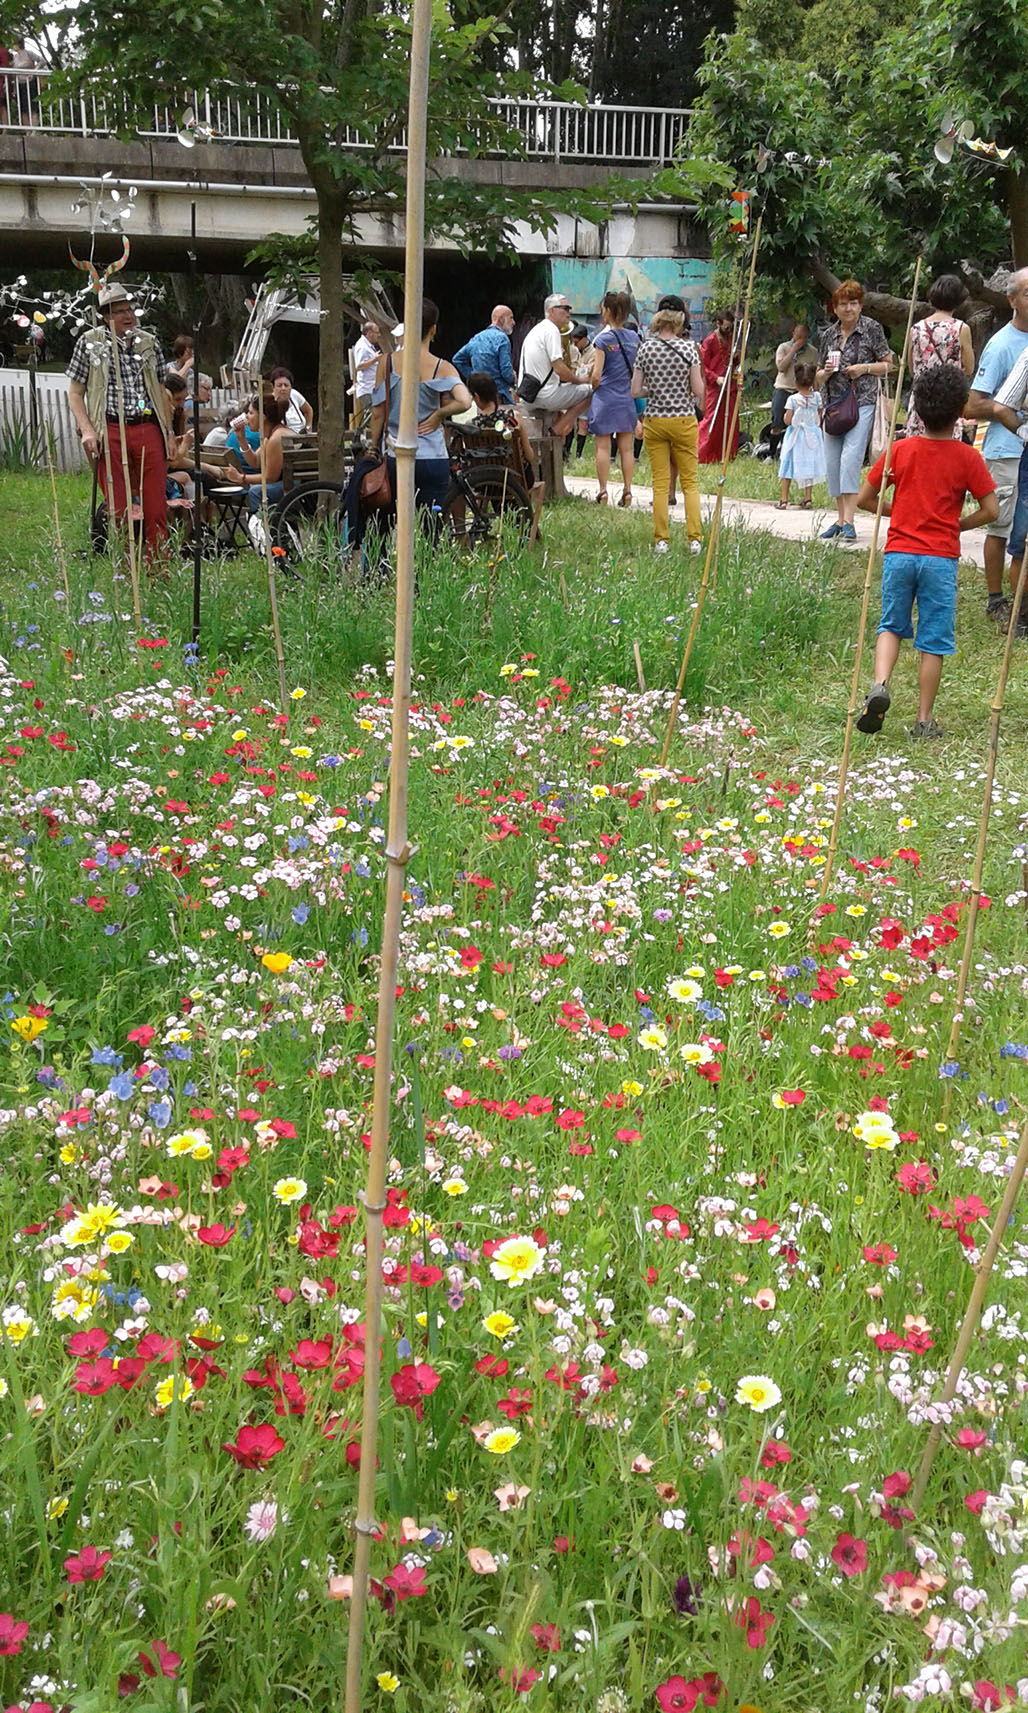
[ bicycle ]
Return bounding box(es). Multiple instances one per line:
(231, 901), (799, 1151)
(271, 431), (532, 566)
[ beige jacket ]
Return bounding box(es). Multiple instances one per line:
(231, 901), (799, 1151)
(82, 326), (169, 449)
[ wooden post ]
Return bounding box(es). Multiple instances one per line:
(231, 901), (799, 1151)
(344, 0), (431, 1707)
(659, 216), (762, 768)
(817, 258), (923, 902)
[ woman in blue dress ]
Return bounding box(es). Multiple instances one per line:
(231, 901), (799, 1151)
(588, 290), (641, 506)
(369, 297), (471, 536)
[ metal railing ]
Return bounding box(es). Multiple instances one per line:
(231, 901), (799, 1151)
(0, 68), (689, 165)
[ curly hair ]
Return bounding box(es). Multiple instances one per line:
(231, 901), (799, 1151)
(911, 362), (969, 431)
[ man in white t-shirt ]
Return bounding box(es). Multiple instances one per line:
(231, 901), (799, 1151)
(518, 293), (594, 436)
(351, 319), (381, 425)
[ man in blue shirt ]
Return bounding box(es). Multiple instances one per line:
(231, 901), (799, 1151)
(966, 268), (1028, 622)
(453, 306), (517, 404)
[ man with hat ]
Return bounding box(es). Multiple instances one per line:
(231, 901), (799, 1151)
(67, 282), (171, 555)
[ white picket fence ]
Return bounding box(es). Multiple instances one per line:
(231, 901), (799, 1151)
(0, 370), (239, 473)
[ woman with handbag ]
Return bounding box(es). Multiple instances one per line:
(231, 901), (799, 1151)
(904, 274), (975, 438)
(368, 297), (471, 538)
(816, 280), (891, 542)
(588, 290), (641, 506)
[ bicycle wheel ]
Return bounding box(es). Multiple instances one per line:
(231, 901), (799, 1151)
(271, 481), (345, 564)
(442, 467), (532, 550)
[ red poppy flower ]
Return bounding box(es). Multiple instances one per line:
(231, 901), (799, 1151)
(196, 1223), (236, 1247)
(221, 1424), (285, 1467)
(831, 1533), (868, 1577)
(139, 1639), (180, 1678)
(383, 1563), (427, 1600)
(65, 1545), (112, 1583)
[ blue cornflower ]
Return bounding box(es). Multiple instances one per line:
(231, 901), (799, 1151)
(108, 1072), (134, 1100)
(148, 1098), (173, 1128)
(148, 1067), (171, 1091)
(92, 1046), (124, 1068)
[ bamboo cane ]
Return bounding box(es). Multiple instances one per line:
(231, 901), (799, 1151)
(344, 0), (432, 1706)
(817, 258), (923, 902)
(43, 431), (71, 606)
(941, 546), (1028, 1116)
(256, 390), (289, 716)
(659, 216), (762, 768)
(909, 1109), (1028, 1519)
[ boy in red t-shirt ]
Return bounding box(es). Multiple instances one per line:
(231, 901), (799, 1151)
(854, 365), (998, 739)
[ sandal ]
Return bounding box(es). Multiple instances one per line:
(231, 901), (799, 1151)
(774, 501), (788, 511)
(595, 490), (609, 505)
(799, 498), (812, 509)
(618, 490), (632, 508)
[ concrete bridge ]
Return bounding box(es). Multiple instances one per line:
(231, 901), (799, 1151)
(0, 72), (707, 284)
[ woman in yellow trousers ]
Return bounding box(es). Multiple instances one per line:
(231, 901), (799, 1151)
(632, 307), (706, 555)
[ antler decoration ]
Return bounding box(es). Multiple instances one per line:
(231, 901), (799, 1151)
(67, 235), (131, 292)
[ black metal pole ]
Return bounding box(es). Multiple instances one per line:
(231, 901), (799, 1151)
(189, 201), (202, 646)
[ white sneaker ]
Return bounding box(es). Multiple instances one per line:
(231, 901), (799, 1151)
(654, 539), (670, 555)
(690, 539), (702, 555)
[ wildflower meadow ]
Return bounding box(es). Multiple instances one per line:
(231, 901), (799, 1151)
(1, 469), (1027, 1713)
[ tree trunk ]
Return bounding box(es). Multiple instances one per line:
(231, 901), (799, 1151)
(316, 192), (348, 486)
(1008, 165), (1028, 271)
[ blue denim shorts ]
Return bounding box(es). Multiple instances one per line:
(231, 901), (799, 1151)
(879, 552), (958, 656)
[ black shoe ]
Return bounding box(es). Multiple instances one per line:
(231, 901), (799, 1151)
(987, 596), (1012, 627)
(856, 682), (891, 733)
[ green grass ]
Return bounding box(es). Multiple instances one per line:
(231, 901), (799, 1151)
(0, 469), (1027, 1713)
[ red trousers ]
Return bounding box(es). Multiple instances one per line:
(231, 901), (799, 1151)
(98, 419), (168, 553)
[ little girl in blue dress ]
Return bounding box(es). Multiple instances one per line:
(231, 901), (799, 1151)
(776, 362), (827, 508)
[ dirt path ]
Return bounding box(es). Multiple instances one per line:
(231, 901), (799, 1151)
(563, 473), (989, 569)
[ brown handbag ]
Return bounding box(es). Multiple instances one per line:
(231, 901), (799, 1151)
(360, 355), (393, 511)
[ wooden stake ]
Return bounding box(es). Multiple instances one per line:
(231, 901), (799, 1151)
(909, 1110), (1028, 1519)
(344, 1), (431, 1706)
(633, 638), (646, 693)
(817, 257), (923, 902)
(43, 431), (71, 606)
(942, 545), (1028, 1114)
(659, 216), (762, 768)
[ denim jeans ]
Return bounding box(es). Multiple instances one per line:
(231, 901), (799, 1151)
(824, 402), (874, 497)
(1007, 446), (1028, 561)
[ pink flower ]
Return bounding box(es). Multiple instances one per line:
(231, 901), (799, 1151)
(956, 1429), (988, 1455)
(831, 1533), (868, 1577)
(65, 1545), (112, 1583)
(138, 1639), (181, 1678)
(882, 1470), (911, 1498)
(0, 1614), (29, 1655)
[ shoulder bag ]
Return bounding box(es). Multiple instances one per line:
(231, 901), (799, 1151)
(823, 381), (859, 438)
(360, 355), (393, 511)
(518, 364), (553, 404)
(868, 380), (891, 463)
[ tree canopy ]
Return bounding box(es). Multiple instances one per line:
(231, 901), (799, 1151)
(684, 0), (1026, 324)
